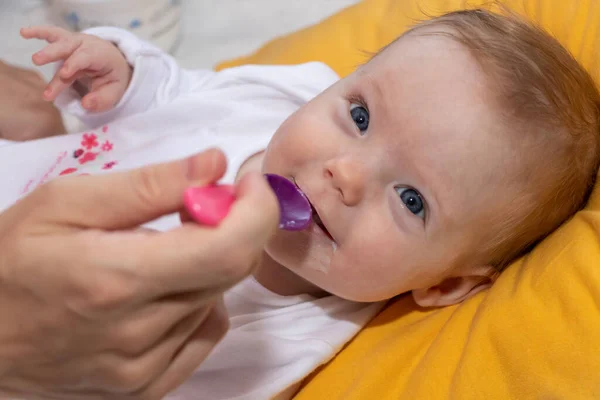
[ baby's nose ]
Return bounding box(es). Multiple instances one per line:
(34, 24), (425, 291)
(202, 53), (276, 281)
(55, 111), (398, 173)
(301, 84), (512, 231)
(323, 156), (367, 206)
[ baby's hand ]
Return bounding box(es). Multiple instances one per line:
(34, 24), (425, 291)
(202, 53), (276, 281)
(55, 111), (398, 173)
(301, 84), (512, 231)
(20, 26), (133, 112)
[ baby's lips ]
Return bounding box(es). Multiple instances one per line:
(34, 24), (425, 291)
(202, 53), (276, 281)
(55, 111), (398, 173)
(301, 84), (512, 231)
(182, 175), (312, 230)
(183, 184), (236, 226)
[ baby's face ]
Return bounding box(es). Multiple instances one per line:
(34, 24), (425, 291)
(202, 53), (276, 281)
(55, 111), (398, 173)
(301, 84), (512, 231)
(262, 31), (518, 302)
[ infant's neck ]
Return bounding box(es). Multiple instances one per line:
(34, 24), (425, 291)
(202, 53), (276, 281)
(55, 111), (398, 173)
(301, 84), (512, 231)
(254, 253), (328, 297)
(237, 151), (327, 297)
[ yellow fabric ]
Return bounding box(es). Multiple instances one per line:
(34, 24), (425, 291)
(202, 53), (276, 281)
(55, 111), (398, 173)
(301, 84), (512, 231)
(217, 0), (600, 398)
(217, 0), (600, 85)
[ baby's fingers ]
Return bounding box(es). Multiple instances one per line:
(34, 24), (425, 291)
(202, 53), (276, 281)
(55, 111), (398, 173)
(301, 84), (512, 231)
(82, 80), (126, 112)
(43, 48), (94, 101)
(57, 48), (94, 80)
(31, 38), (82, 67)
(20, 25), (72, 44)
(43, 71), (79, 101)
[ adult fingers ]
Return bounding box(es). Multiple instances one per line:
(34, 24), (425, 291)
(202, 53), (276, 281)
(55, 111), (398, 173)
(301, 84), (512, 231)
(88, 306), (213, 394)
(217, 171), (280, 253)
(105, 292), (220, 356)
(17, 166), (277, 311)
(30, 301), (224, 399)
(141, 298), (228, 399)
(24, 148), (227, 231)
(118, 171), (279, 296)
(53, 171), (278, 303)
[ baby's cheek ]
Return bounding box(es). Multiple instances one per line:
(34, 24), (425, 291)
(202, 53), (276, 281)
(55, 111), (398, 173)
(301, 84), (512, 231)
(264, 127), (303, 169)
(320, 247), (376, 300)
(334, 240), (409, 300)
(284, 109), (332, 150)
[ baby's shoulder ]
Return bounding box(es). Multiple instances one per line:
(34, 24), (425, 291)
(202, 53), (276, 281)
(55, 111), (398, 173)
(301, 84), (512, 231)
(210, 62), (339, 100)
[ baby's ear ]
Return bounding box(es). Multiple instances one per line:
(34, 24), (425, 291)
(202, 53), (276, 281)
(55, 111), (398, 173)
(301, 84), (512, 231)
(411, 266), (498, 308)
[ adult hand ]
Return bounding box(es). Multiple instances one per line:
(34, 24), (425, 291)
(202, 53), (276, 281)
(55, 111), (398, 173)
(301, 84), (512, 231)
(0, 148), (279, 399)
(0, 60), (66, 141)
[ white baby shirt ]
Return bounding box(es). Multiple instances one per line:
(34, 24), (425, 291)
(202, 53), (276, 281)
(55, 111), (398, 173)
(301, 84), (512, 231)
(170, 278), (382, 400)
(0, 28), (383, 399)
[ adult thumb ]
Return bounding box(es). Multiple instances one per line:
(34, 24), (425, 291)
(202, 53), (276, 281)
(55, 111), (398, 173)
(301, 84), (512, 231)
(31, 148), (228, 230)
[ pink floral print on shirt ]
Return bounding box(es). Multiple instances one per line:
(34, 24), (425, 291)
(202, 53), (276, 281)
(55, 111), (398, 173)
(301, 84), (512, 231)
(103, 161), (117, 170)
(21, 125), (119, 197)
(59, 167), (78, 175)
(79, 152), (98, 165)
(81, 133), (99, 150)
(101, 141), (114, 152)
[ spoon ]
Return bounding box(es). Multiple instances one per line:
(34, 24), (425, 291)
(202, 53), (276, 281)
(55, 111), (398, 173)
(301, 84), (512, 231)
(183, 173), (312, 230)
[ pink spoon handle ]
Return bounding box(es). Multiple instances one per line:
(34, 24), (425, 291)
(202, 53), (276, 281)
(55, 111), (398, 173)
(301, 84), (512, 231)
(183, 185), (235, 226)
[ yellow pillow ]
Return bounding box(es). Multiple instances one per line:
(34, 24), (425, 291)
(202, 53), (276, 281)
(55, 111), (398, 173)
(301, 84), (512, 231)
(218, 0), (600, 398)
(217, 0), (600, 84)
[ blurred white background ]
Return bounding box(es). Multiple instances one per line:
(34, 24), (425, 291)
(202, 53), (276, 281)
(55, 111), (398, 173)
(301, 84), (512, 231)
(0, 0), (359, 79)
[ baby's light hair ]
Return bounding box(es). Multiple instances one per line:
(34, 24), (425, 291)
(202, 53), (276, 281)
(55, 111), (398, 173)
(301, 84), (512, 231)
(394, 9), (600, 270)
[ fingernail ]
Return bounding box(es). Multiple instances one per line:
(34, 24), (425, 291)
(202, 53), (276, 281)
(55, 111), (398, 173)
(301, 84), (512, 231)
(210, 148), (219, 172)
(184, 156), (196, 180)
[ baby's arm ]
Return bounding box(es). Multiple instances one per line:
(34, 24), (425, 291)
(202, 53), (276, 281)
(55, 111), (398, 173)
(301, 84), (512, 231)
(21, 26), (132, 113)
(21, 26), (211, 128)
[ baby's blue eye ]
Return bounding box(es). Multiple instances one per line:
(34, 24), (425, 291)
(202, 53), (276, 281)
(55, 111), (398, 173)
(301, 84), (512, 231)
(350, 103), (369, 133)
(395, 187), (425, 219)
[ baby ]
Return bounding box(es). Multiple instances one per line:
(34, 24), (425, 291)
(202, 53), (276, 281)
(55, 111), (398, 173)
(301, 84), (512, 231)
(6, 7), (600, 400)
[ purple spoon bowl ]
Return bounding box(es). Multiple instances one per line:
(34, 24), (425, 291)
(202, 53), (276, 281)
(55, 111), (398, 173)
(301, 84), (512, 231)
(265, 173), (312, 231)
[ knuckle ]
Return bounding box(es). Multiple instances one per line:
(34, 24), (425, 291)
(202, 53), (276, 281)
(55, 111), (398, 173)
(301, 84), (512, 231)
(137, 388), (163, 400)
(130, 167), (164, 211)
(73, 45), (91, 61)
(88, 279), (136, 312)
(78, 36), (100, 55)
(111, 361), (150, 393)
(136, 392), (158, 400)
(68, 269), (138, 315)
(78, 33), (94, 42)
(68, 32), (83, 45)
(211, 309), (230, 340)
(66, 35), (82, 48)
(112, 323), (147, 355)
(38, 310), (75, 355)
(61, 43), (77, 58)
(218, 246), (257, 283)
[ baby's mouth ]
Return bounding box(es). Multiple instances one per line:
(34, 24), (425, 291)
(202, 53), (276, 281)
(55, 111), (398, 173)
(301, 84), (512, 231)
(310, 203), (334, 241)
(291, 177), (334, 241)
(291, 177), (335, 242)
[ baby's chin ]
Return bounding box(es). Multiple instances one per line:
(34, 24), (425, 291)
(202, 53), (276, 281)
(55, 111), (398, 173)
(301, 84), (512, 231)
(262, 236), (362, 301)
(266, 226), (334, 267)
(264, 225), (411, 301)
(259, 238), (331, 295)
